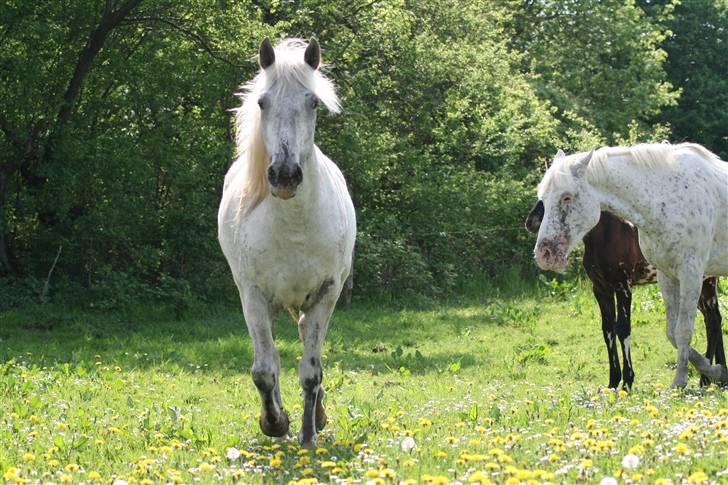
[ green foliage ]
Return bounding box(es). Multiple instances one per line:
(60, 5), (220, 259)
(0, 0), (716, 306)
(660, 0), (728, 159)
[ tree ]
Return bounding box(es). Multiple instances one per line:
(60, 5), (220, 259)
(660, 0), (728, 159)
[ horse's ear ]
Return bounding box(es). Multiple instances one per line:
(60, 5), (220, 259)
(555, 149), (566, 158)
(259, 37), (275, 69)
(571, 148), (595, 178)
(304, 38), (321, 69)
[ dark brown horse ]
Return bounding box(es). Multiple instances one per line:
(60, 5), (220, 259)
(526, 200), (725, 388)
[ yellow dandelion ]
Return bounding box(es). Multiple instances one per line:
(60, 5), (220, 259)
(581, 459), (593, 468)
(468, 471), (491, 484)
(88, 471), (101, 480)
(57, 422), (68, 430)
(628, 445), (644, 455)
(3, 468), (19, 481)
(22, 453), (35, 462)
(687, 471), (709, 485)
(381, 468), (396, 478)
(497, 454), (513, 463)
(364, 469), (380, 478)
(65, 463), (80, 473)
(198, 462), (215, 472)
(674, 442), (692, 455)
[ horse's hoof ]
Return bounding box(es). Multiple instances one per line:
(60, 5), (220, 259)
(699, 374), (711, 387)
(260, 411), (290, 438)
(671, 376), (688, 389)
(719, 365), (728, 385)
(298, 430), (317, 449)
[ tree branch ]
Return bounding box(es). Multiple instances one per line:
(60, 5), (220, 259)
(122, 15), (243, 69)
(57, 0), (144, 124)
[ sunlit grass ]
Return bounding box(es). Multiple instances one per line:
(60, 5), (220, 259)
(0, 278), (726, 484)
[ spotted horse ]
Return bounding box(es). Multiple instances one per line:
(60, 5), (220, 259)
(526, 200), (725, 389)
(533, 144), (728, 388)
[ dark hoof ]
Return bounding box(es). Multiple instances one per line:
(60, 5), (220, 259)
(260, 411), (290, 438)
(699, 374), (711, 387)
(315, 389), (327, 432)
(299, 430), (317, 449)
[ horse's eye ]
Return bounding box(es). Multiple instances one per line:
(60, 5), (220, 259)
(257, 98), (265, 110)
(310, 97), (319, 109)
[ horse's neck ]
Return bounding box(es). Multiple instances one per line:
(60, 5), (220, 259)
(591, 157), (660, 233)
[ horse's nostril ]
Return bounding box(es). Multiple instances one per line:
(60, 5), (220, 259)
(292, 165), (303, 184)
(267, 165), (277, 186)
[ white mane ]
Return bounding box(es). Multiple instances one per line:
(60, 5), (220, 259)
(233, 39), (341, 216)
(538, 143), (722, 197)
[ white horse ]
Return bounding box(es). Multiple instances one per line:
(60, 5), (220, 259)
(533, 143), (728, 388)
(217, 38), (356, 447)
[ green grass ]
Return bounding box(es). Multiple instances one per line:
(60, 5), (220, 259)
(0, 277), (727, 484)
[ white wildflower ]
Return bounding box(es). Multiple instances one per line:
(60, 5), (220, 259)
(226, 447), (241, 461)
(400, 436), (416, 452)
(621, 453), (640, 469)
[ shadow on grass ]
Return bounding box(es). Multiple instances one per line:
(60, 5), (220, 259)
(0, 284), (544, 376)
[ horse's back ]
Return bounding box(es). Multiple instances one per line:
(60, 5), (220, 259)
(675, 148), (728, 275)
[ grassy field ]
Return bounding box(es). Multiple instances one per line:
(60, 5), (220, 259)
(0, 276), (727, 484)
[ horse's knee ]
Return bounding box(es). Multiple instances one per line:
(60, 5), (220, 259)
(299, 357), (322, 392)
(252, 366), (276, 393)
(665, 328), (677, 348)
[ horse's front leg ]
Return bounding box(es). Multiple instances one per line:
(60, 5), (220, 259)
(297, 279), (339, 448)
(241, 286), (290, 438)
(658, 271), (689, 388)
(615, 282), (634, 389)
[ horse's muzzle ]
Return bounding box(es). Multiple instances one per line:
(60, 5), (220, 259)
(534, 238), (568, 272)
(268, 161), (303, 199)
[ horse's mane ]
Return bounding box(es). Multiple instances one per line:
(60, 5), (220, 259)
(539, 143), (722, 197)
(233, 38), (340, 216)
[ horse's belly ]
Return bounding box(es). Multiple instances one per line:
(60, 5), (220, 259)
(242, 236), (349, 308)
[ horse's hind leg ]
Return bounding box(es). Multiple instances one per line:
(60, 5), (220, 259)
(297, 279), (339, 448)
(664, 267), (725, 387)
(593, 284), (620, 388)
(699, 277), (727, 385)
(615, 282), (634, 389)
(241, 286), (289, 438)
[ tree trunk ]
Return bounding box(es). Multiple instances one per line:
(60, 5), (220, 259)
(0, 165), (15, 274)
